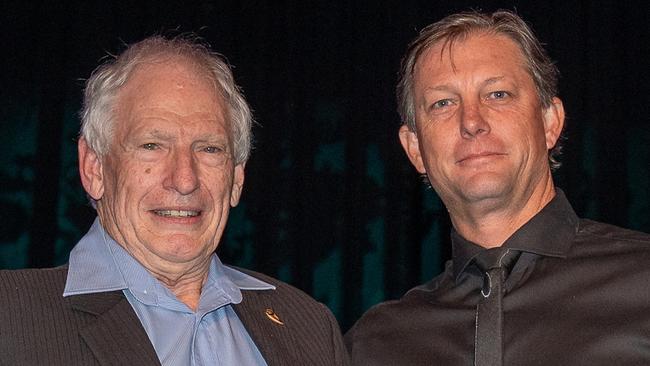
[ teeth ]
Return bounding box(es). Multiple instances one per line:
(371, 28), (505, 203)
(154, 210), (199, 217)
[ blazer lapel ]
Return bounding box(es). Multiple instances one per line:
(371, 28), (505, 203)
(70, 291), (161, 366)
(233, 290), (299, 365)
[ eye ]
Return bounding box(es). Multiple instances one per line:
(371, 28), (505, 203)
(488, 91), (510, 100)
(432, 98), (454, 109)
(141, 143), (159, 150)
(203, 146), (225, 154)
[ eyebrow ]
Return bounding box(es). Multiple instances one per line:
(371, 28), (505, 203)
(139, 129), (174, 141)
(423, 84), (455, 93)
(482, 76), (506, 87)
(422, 76), (507, 93)
(136, 128), (228, 141)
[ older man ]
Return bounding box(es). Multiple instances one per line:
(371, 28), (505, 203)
(0, 36), (349, 366)
(345, 10), (650, 365)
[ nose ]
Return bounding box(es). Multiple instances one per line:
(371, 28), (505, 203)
(166, 149), (200, 195)
(459, 102), (490, 139)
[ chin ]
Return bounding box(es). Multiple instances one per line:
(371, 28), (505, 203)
(157, 237), (212, 262)
(457, 176), (512, 203)
(462, 189), (508, 203)
(157, 249), (207, 265)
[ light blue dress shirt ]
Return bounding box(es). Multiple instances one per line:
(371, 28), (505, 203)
(64, 219), (274, 366)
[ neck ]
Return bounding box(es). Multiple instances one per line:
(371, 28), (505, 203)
(449, 177), (556, 248)
(96, 215), (212, 312)
(154, 265), (209, 311)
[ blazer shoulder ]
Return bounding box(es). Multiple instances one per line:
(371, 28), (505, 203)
(229, 266), (350, 366)
(0, 266), (70, 321)
(230, 266), (322, 306)
(0, 265), (68, 299)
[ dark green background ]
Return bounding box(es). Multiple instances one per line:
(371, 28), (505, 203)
(1, 1), (649, 330)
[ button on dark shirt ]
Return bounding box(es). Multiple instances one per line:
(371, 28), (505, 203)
(346, 190), (650, 365)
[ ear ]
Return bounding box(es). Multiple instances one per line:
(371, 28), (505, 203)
(398, 125), (427, 174)
(542, 97), (565, 149)
(78, 137), (105, 200)
(230, 163), (246, 207)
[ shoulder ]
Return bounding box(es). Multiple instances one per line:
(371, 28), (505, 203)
(231, 266), (330, 313)
(578, 219), (650, 243)
(345, 275), (449, 365)
(0, 266), (69, 316)
(345, 268), (450, 345)
(230, 266), (350, 365)
(574, 219), (650, 255)
(0, 266), (75, 354)
(348, 287), (433, 327)
(0, 266), (68, 300)
(230, 266), (342, 338)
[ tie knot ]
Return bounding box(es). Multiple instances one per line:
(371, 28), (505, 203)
(473, 247), (519, 273)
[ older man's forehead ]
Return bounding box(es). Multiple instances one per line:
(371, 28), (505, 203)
(118, 59), (223, 104)
(110, 61), (228, 134)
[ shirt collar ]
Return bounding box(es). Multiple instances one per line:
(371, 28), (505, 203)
(63, 218), (128, 296)
(451, 189), (579, 281)
(64, 218), (275, 309)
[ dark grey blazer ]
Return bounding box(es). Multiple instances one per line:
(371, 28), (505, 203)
(0, 266), (349, 365)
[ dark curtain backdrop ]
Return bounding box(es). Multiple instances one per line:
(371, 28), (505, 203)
(1, 1), (649, 331)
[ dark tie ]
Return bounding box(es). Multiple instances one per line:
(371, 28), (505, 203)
(473, 247), (519, 366)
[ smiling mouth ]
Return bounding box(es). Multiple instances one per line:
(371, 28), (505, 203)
(153, 210), (201, 218)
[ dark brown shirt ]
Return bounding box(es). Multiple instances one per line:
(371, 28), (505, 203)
(346, 191), (650, 365)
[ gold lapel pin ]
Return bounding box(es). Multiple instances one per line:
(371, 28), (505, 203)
(265, 308), (285, 326)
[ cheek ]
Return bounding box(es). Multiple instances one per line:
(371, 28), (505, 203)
(419, 130), (453, 163)
(205, 168), (235, 197)
(114, 166), (157, 200)
(514, 105), (547, 137)
(521, 119), (549, 149)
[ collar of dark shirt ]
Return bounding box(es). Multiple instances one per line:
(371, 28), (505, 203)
(451, 189), (580, 282)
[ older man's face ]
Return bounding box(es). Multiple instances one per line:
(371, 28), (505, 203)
(80, 59), (244, 273)
(400, 33), (563, 212)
